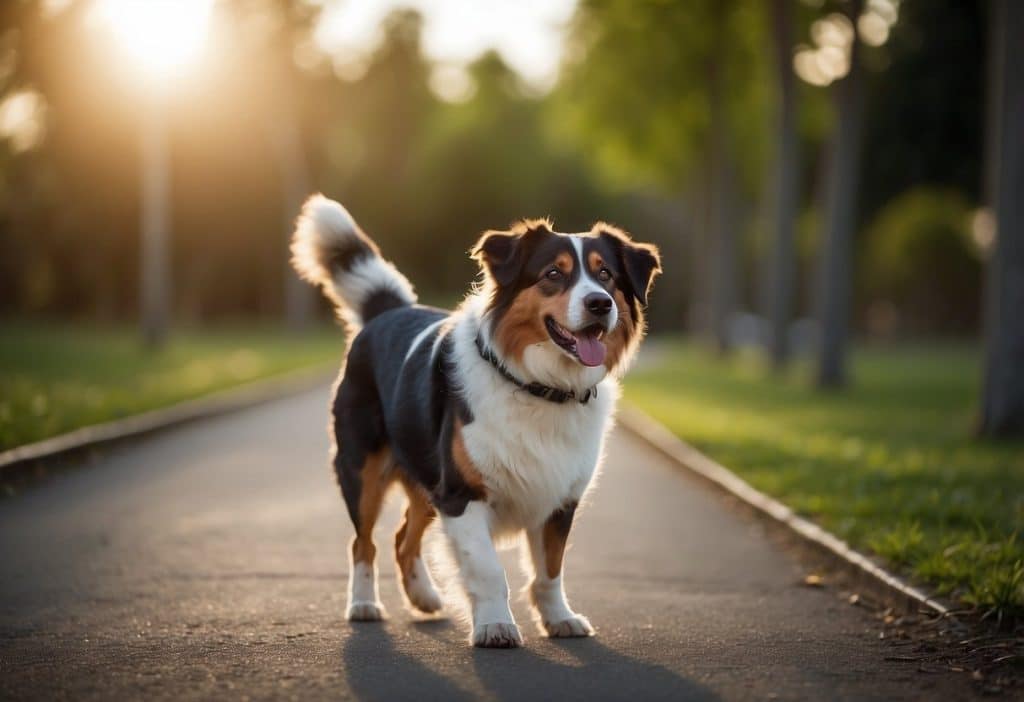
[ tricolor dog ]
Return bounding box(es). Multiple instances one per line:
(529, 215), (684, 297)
(291, 195), (660, 647)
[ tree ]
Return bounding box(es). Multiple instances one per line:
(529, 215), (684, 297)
(139, 95), (170, 347)
(815, 0), (865, 388)
(979, 0), (1024, 437)
(707, 2), (740, 355)
(764, 0), (799, 368)
(554, 0), (769, 344)
(263, 1), (320, 331)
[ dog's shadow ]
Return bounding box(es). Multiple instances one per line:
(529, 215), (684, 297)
(340, 618), (476, 702)
(340, 617), (718, 702)
(471, 634), (719, 702)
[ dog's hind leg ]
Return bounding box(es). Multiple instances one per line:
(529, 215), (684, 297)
(333, 357), (394, 622)
(395, 478), (443, 614)
(336, 444), (394, 621)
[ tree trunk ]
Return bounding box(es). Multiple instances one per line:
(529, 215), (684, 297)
(273, 110), (315, 332)
(708, 3), (738, 355)
(815, 0), (865, 388)
(766, 0), (799, 368)
(139, 97), (171, 348)
(266, 31), (315, 332)
(979, 0), (1024, 437)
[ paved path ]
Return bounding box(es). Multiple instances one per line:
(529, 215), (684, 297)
(0, 387), (971, 700)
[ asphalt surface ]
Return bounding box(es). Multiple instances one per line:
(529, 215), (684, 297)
(0, 386), (975, 701)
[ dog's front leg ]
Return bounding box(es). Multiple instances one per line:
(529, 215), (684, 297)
(442, 501), (522, 648)
(526, 503), (594, 638)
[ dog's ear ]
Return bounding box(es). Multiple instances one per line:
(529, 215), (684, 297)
(471, 231), (520, 287)
(471, 221), (552, 287)
(597, 225), (662, 305)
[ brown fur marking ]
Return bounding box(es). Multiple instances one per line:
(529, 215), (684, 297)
(451, 418), (487, 495)
(542, 504), (577, 579)
(395, 477), (436, 581)
(493, 286), (571, 364)
(351, 449), (395, 565)
(555, 252), (574, 273)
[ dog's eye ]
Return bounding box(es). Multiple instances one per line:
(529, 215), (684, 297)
(545, 269), (563, 281)
(597, 267), (612, 282)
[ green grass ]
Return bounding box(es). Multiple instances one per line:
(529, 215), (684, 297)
(0, 322), (345, 452)
(625, 340), (1024, 618)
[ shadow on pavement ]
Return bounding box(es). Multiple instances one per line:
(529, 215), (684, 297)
(340, 619), (477, 702)
(340, 616), (718, 702)
(472, 636), (719, 702)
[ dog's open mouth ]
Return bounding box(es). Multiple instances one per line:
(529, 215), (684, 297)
(545, 317), (607, 367)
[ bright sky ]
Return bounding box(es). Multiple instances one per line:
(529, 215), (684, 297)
(313, 0), (578, 91)
(88, 0), (215, 78)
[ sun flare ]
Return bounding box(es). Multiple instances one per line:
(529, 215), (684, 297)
(94, 0), (213, 76)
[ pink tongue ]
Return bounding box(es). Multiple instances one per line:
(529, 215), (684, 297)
(575, 334), (607, 367)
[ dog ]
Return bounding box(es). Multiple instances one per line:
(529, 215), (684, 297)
(291, 195), (660, 647)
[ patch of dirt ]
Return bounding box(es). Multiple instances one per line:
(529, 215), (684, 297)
(822, 579), (1022, 697)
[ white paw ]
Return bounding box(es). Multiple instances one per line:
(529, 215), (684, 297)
(472, 622), (523, 648)
(544, 614), (594, 638)
(405, 579), (444, 614)
(347, 601), (385, 621)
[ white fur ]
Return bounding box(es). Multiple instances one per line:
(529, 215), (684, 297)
(441, 501), (522, 646)
(290, 194), (416, 328)
(453, 297), (618, 533)
(402, 556), (444, 613)
(525, 526), (593, 636)
(346, 560), (384, 621)
(404, 318), (445, 364)
(436, 295), (621, 642)
(568, 235), (618, 332)
(335, 256), (416, 327)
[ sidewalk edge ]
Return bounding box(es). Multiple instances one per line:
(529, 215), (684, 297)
(1, 364), (336, 478)
(617, 403), (950, 617)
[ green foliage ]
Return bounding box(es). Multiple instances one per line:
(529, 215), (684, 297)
(316, 14), (626, 302)
(861, 187), (982, 333)
(554, 0), (771, 195)
(0, 0), (990, 335)
(626, 341), (1024, 618)
(0, 323), (343, 451)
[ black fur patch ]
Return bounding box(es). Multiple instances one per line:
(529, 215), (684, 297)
(361, 289), (410, 324)
(595, 228), (661, 306)
(331, 306), (485, 519)
(328, 245), (373, 273)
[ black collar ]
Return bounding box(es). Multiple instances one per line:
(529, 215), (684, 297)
(475, 335), (596, 405)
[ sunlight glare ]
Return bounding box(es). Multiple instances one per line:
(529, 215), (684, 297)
(94, 0), (213, 76)
(970, 208), (996, 258)
(314, 0), (576, 92)
(0, 90), (47, 152)
(429, 64), (477, 103)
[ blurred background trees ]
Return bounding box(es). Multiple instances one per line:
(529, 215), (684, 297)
(0, 0), (1017, 430)
(979, 0), (1023, 437)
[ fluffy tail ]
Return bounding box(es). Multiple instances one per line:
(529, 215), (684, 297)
(290, 194), (416, 329)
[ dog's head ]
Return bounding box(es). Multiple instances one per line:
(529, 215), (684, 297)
(472, 219), (660, 388)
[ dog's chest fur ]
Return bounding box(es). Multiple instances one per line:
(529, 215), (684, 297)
(450, 318), (618, 533)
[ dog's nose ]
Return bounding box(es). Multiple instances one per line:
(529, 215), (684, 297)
(584, 292), (613, 317)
